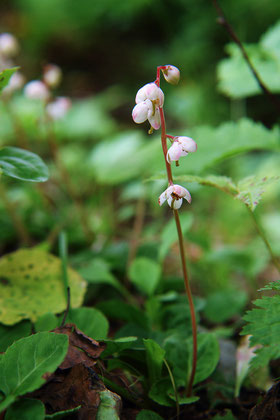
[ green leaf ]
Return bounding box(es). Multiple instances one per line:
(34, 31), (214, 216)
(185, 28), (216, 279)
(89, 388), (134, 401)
(0, 68), (19, 93)
(193, 333), (220, 385)
(0, 249), (87, 325)
(149, 378), (198, 406)
(159, 213), (193, 261)
(78, 258), (126, 294)
(96, 389), (121, 420)
(0, 332), (68, 411)
(0, 147), (49, 182)
(0, 321), (31, 352)
(67, 307), (109, 340)
(45, 406), (81, 418)
(34, 313), (59, 332)
(212, 409), (237, 420)
(97, 299), (148, 329)
(236, 175), (280, 211)
(136, 409), (164, 420)
(102, 336), (138, 358)
(143, 339), (165, 385)
(203, 290), (248, 323)
(242, 294), (280, 368)
(129, 257), (161, 296)
(5, 398), (45, 420)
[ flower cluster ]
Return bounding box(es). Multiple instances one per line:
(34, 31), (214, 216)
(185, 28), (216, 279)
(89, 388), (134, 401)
(132, 82), (164, 130)
(132, 65), (197, 210)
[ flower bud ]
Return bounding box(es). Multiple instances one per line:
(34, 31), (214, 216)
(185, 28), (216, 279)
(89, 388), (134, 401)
(43, 64), (62, 88)
(132, 99), (153, 124)
(46, 97), (71, 120)
(135, 83), (164, 106)
(24, 80), (50, 101)
(177, 136), (197, 153)
(162, 65), (180, 85)
(0, 33), (19, 57)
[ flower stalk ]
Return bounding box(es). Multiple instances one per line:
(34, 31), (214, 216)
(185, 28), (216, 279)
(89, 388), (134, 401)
(132, 65), (198, 396)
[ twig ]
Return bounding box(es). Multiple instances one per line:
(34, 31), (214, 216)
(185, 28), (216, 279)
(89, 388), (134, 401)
(212, 0), (280, 115)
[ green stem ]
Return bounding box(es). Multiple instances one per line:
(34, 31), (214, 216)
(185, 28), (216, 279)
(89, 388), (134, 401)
(248, 207), (280, 273)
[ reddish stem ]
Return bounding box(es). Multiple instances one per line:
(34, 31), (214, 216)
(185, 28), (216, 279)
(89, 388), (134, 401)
(173, 209), (197, 397)
(158, 69), (197, 396)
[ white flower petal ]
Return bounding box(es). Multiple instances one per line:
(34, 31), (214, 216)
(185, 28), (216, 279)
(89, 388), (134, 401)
(148, 108), (161, 130)
(166, 142), (183, 163)
(167, 196), (183, 209)
(178, 136), (197, 153)
(132, 99), (152, 124)
(158, 191), (167, 206)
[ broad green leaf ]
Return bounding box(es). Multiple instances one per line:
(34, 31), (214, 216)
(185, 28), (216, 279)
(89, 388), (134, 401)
(78, 258), (126, 294)
(97, 299), (148, 329)
(174, 175), (238, 196)
(149, 378), (198, 406)
(129, 257), (161, 296)
(242, 294), (280, 368)
(0, 320), (31, 352)
(159, 213), (193, 261)
(0, 332), (68, 411)
(34, 313), (59, 332)
(143, 339), (165, 385)
(203, 290), (248, 323)
(193, 333), (220, 385)
(236, 175), (280, 211)
(0, 147), (49, 182)
(102, 337), (138, 358)
(96, 389), (121, 420)
(0, 249), (87, 325)
(67, 307), (109, 340)
(5, 398), (45, 420)
(0, 68), (19, 93)
(136, 410), (164, 420)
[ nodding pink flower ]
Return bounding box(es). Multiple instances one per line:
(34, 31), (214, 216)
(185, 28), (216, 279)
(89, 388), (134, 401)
(24, 80), (50, 101)
(43, 64), (62, 88)
(0, 33), (19, 57)
(46, 97), (71, 120)
(159, 184), (191, 209)
(132, 82), (164, 130)
(162, 65), (180, 85)
(167, 136), (197, 163)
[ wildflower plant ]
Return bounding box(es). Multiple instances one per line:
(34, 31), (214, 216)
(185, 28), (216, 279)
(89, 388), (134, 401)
(132, 65), (198, 396)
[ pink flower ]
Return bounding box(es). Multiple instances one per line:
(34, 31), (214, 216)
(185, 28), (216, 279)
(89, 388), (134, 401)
(0, 33), (19, 57)
(43, 64), (62, 88)
(132, 82), (164, 130)
(46, 97), (71, 120)
(167, 136), (197, 163)
(162, 65), (180, 85)
(159, 184), (191, 209)
(24, 80), (50, 101)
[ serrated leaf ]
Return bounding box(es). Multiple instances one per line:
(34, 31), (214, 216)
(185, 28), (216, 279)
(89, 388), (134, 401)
(242, 294), (280, 368)
(0, 68), (19, 93)
(236, 175), (280, 210)
(0, 147), (49, 182)
(0, 249), (87, 325)
(5, 398), (45, 420)
(0, 332), (68, 411)
(129, 257), (161, 296)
